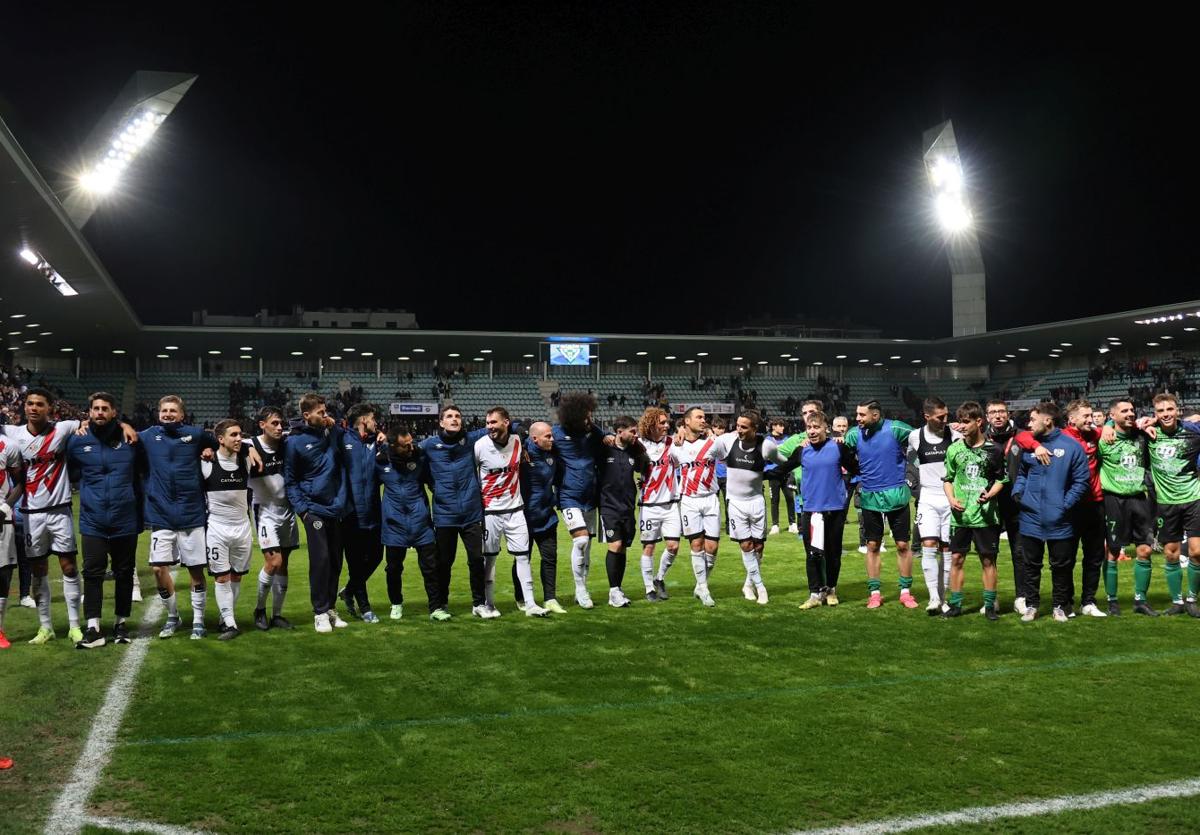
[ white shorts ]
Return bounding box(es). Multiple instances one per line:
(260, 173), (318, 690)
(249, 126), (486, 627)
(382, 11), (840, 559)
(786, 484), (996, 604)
(483, 510), (530, 556)
(255, 504), (299, 551)
(639, 502), (682, 544)
(23, 507), (77, 559)
(561, 506), (597, 537)
(206, 523), (253, 576)
(680, 494), (722, 541)
(916, 500), (952, 543)
(150, 527), (208, 568)
(1, 514), (15, 568)
(727, 496), (766, 543)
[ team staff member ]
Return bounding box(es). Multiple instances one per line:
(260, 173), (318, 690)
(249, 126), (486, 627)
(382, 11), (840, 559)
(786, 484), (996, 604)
(284, 393), (350, 634)
(764, 418), (797, 535)
(419, 405), (489, 618)
(1012, 399), (1107, 618)
(339, 404), (385, 623)
(67, 392), (145, 649)
(514, 422), (566, 614)
(1012, 402), (1090, 623)
(376, 423), (441, 620)
(984, 400), (1025, 613)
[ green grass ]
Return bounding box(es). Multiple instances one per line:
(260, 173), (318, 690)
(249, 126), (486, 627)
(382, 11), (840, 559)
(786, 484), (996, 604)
(4, 499), (1200, 833)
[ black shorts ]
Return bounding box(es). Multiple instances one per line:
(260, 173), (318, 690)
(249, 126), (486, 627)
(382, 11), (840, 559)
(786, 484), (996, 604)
(599, 511), (636, 546)
(1104, 493), (1153, 551)
(949, 525), (1000, 558)
(861, 505), (911, 544)
(1156, 501), (1200, 546)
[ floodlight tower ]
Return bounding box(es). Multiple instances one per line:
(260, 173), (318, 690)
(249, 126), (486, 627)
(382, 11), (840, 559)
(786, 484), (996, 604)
(923, 120), (986, 337)
(62, 70), (197, 229)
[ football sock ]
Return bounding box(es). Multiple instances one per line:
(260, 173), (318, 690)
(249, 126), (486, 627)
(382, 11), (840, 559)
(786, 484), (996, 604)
(656, 548), (677, 582)
(515, 553), (537, 607)
(1165, 560), (1183, 603)
(215, 582), (234, 627)
(1133, 558), (1152, 601)
(920, 546), (940, 602)
(63, 573), (81, 629)
(272, 574), (288, 616)
(640, 554), (655, 593)
(256, 568), (272, 609)
(190, 583), (206, 626)
(1104, 559), (1119, 600)
(36, 575), (52, 629)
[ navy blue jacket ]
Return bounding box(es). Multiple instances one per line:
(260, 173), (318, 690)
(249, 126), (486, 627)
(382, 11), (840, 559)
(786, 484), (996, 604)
(139, 423), (216, 530)
(284, 424), (348, 520)
(1012, 429), (1090, 540)
(376, 450), (435, 548)
(68, 427), (143, 538)
(521, 437), (558, 534)
(419, 428), (487, 527)
(552, 424), (605, 511)
(341, 430), (382, 528)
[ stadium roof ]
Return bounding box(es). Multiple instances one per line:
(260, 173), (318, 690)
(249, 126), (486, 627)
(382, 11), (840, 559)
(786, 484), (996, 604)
(4, 110), (1200, 369)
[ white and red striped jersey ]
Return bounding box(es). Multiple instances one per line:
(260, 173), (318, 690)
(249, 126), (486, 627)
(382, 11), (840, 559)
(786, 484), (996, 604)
(639, 437), (678, 506)
(670, 434), (728, 498)
(2, 420), (81, 511)
(0, 436), (22, 500)
(474, 433), (524, 512)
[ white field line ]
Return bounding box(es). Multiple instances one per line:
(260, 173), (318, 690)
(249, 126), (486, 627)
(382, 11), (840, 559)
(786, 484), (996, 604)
(791, 776), (1200, 834)
(81, 814), (211, 835)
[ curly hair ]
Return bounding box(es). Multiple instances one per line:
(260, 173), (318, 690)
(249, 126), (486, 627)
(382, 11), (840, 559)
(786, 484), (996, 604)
(638, 407), (669, 439)
(557, 391), (597, 435)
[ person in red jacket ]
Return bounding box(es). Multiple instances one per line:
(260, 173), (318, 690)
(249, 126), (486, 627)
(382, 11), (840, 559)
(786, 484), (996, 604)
(1011, 399), (1106, 617)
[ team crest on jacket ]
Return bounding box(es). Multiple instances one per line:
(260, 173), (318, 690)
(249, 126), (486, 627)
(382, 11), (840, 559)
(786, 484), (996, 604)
(306, 443), (315, 450)
(1053, 448), (1064, 458)
(181, 435), (193, 443)
(155, 435), (163, 441)
(82, 446), (92, 453)
(407, 461), (417, 470)
(345, 443), (353, 450)
(313, 519), (323, 530)
(546, 456), (553, 465)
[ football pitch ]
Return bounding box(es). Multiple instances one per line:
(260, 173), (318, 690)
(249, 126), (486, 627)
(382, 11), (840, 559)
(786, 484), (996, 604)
(4, 502), (1200, 834)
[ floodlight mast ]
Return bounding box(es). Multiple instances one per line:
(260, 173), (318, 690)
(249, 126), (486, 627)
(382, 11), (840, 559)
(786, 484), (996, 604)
(63, 70), (198, 229)
(923, 120), (987, 337)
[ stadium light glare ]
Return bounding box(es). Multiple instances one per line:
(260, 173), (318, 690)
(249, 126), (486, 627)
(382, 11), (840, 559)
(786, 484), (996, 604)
(412, 348), (425, 353)
(684, 359), (695, 364)
(240, 346), (252, 351)
(929, 156), (964, 192)
(636, 351), (648, 356)
(6, 331), (19, 336)
(22, 339), (36, 344)
(934, 193), (972, 232)
(1162, 335), (1174, 340)
(696, 352), (709, 357)
(290, 351), (304, 356)
(448, 352), (460, 357)
(788, 357), (800, 362)
(208, 350), (220, 355)
(911, 359), (922, 364)
(1097, 347), (1110, 354)
(731, 356), (743, 360)
(39, 331), (52, 336)
(835, 354), (847, 360)
(664, 355), (676, 360)
(60, 347), (73, 352)
(397, 355), (410, 360)
(858, 359), (870, 364)
(946, 359), (958, 363)
(361, 352), (374, 357)
(1186, 328), (1198, 332)
(6, 346), (18, 351)
(328, 355), (341, 360)
(998, 359), (1008, 363)
(616, 358), (628, 363)
(480, 349), (493, 354)
(16, 246), (79, 296)
(80, 108), (169, 194)
(1005, 354), (1016, 358)
(812, 361), (823, 366)
(239, 355), (252, 359)
(1147, 342), (1159, 346)
(10, 313), (25, 318)
(780, 353), (791, 358)
(1060, 342), (1072, 347)
(165, 345), (178, 350)
(1018, 348), (1029, 352)
(25, 323), (38, 328)
(473, 357), (484, 362)
(873, 362), (883, 367)
(757, 361), (769, 365)
(523, 353), (535, 358)
(890, 355), (901, 360)
(342, 347), (355, 352)
(112, 349), (125, 354)
(157, 353), (169, 358)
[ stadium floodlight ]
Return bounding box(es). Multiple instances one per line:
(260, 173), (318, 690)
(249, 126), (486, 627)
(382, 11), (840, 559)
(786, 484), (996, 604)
(684, 359), (695, 364)
(523, 353), (535, 358)
(1147, 342), (1159, 346)
(835, 354), (847, 359)
(112, 349), (126, 354)
(664, 355), (676, 360)
(397, 355), (410, 360)
(946, 358), (958, 363)
(9, 313), (25, 318)
(157, 353), (169, 358)
(890, 355), (901, 360)
(480, 349), (493, 354)
(731, 356), (743, 360)
(362, 352), (374, 357)
(61, 347), (74, 352)
(924, 120), (986, 336)
(291, 351), (304, 356)
(789, 357), (800, 362)
(16, 246), (78, 296)
(812, 361), (823, 366)
(696, 352), (709, 357)
(66, 71), (198, 227)
(757, 361), (769, 365)
(165, 345), (178, 350)
(616, 358), (628, 363)
(448, 352), (460, 357)
(208, 350), (221, 355)
(412, 348), (425, 353)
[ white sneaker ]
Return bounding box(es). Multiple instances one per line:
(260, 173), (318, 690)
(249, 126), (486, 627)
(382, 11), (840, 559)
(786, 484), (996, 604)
(742, 580), (756, 601)
(1013, 596), (1026, 615)
(755, 584), (769, 605)
(328, 610), (349, 628)
(787, 522), (799, 534)
(857, 546), (868, 554)
(1021, 607), (1038, 623)
(543, 598), (568, 615)
(482, 604), (502, 619)
(314, 612), (332, 633)
(390, 604), (403, 620)
(769, 524), (780, 536)
(694, 586), (716, 607)
(524, 603), (549, 617)
(19, 595), (35, 608)
(575, 592), (594, 610)
(1081, 603), (1108, 618)
(608, 588), (631, 608)
(1052, 606), (1069, 623)
(926, 598), (942, 613)
(472, 605), (489, 618)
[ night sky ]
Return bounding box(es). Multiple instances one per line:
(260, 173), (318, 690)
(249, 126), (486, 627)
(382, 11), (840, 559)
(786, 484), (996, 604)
(1, 5), (1192, 337)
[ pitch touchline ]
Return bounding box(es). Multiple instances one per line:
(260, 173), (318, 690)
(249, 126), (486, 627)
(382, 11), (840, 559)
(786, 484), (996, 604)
(789, 776), (1200, 834)
(126, 646), (1200, 748)
(44, 597), (164, 835)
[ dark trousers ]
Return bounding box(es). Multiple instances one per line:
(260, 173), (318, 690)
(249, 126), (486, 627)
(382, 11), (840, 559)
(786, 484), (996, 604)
(82, 534), (138, 620)
(769, 478), (796, 527)
(302, 513), (343, 615)
(16, 526), (30, 598)
(1072, 501), (1106, 606)
(851, 487), (866, 547)
(341, 515), (383, 611)
(801, 510), (845, 593)
(434, 523), (484, 609)
(1021, 534), (1077, 611)
(385, 542), (439, 611)
(513, 528), (557, 603)
(999, 494), (1024, 598)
